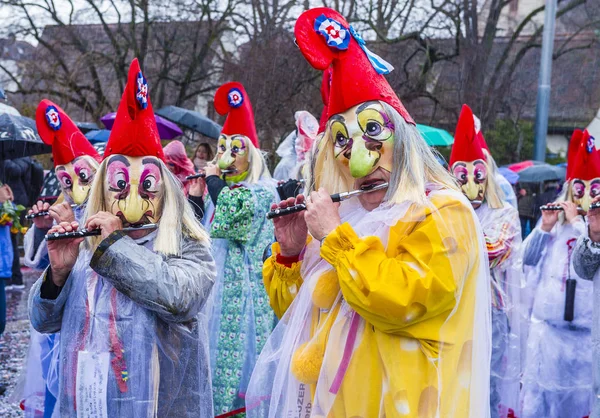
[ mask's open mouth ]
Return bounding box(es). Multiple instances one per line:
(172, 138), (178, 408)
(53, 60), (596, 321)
(358, 177), (386, 190)
(117, 213), (152, 228)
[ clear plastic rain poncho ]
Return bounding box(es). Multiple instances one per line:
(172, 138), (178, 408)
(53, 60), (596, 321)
(273, 111), (319, 181)
(204, 178), (278, 415)
(248, 185), (492, 417)
(475, 202), (523, 418)
(519, 214), (593, 417)
(28, 230), (215, 418)
(21, 204), (86, 417)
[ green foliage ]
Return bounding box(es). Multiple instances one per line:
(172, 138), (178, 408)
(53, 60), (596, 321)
(484, 120), (535, 166)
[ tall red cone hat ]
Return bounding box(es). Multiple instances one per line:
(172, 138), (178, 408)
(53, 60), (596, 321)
(214, 82), (259, 148)
(294, 8), (414, 125)
(318, 67), (332, 134)
(36, 100), (100, 166)
(104, 58), (164, 161)
(570, 129), (600, 180)
(566, 129), (583, 180)
(449, 104), (486, 166)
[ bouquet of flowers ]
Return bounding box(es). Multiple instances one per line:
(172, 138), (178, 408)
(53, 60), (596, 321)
(0, 200), (28, 234)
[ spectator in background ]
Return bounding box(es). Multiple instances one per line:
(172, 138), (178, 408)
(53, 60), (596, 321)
(0, 157), (43, 290)
(164, 140), (206, 221)
(193, 142), (214, 170)
(518, 187), (536, 239)
(0, 183), (14, 396)
(533, 180), (560, 224)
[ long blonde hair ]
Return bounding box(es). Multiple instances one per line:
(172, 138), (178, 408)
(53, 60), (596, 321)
(311, 102), (458, 206)
(84, 157), (209, 256)
(241, 140), (272, 184)
(482, 149), (505, 209)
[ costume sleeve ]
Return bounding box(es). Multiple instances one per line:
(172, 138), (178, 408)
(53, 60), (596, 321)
(90, 231), (215, 323)
(29, 268), (73, 334)
(320, 199), (474, 335)
(188, 194), (205, 221)
(263, 242), (304, 319)
(205, 175), (228, 205)
(23, 225), (50, 270)
(573, 231), (600, 281)
(522, 227), (551, 266)
(210, 186), (255, 242)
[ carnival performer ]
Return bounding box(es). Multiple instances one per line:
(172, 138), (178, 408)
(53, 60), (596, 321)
(21, 100), (102, 418)
(246, 8), (492, 417)
(273, 111), (319, 181)
(203, 81), (277, 417)
(449, 104), (522, 418)
(163, 140), (206, 220)
(28, 58), (215, 417)
(520, 128), (595, 417)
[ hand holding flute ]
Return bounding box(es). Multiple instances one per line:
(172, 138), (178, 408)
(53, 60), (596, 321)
(26, 201), (76, 229)
(541, 201), (581, 233)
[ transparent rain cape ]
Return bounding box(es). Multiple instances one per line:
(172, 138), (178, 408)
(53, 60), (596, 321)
(247, 186), (491, 417)
(519, 217), (593, 417)
(475, 202), (524, 417)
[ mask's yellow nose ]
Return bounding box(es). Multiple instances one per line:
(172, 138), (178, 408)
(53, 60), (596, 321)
(218, 151), (235, 170)
(118, 190), (147, 224)
(463, 181), (481, 201)
(71, 180), (90, 205)
(580, 195), (591, 212)
(349, 137), (378, 178)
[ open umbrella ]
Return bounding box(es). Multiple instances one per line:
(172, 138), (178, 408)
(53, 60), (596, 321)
(0, 113), (51, 159)
(75, 121), (100, 133)
(155, 105), (222, 139)
(100, 112), (183, 140)
(417, 123), (454, 146)
(517, 163), (566, 183)
(85, 129), (111, 143)
(506, 160), (545, 173)
(0, 102), (20, 116)
(498, 167), (520, 185)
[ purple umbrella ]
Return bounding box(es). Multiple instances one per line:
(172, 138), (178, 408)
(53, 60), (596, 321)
(100, 112), (183, 140)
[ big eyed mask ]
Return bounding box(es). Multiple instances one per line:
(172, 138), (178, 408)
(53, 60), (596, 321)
(570, 178), (600, 212)
(56, 155), (99, 205)
(105, 155), (163, 226)
(217, 134), (250, 182)
(329, 101), (394, 179)
(451, 160), (488, 209)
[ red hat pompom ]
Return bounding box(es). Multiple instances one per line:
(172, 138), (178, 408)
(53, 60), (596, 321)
(449, 104), (486, 166)
(570, 129), (600, 180)
(35, 99), (100, 166)
(214, 82), (259, 148)
(104, 58), (164, 161)
(294, 8), (414, 125)
(566, 129), (583, 180)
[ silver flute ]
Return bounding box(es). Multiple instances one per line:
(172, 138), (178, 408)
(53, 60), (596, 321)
(26, 204), (78, 220)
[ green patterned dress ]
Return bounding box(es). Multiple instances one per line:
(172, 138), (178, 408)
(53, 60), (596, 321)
(207, 182), (277, 416)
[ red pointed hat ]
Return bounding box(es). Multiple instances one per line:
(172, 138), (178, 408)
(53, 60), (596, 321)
(318, 67), (332, 134)
(449, 104), (486, 166)
(566, 129), (583, 180)
(214, 82), (259, 148)
(36, 100), (100, 166)
(570, 129), (600, 180)
(295, 8), (414, 125)
(104, 58), (164, 161)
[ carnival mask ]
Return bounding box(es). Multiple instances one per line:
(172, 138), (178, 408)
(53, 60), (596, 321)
(452, 160), (488, 209)
(56, 155), (99, 205)
(217, 134), (250, 181)
(105, 155), (163, 226)
(330, 101), (394, 179)
(570, 178), (600, 212)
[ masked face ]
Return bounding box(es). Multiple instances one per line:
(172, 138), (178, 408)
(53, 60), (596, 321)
(217, 134), (250, 180)
(570, 178), (600, 212)
(330, 101), (395, 179)
(56, 155), (98, 205)
(452, 160), (488, 209)
(105, 155), (163, 227)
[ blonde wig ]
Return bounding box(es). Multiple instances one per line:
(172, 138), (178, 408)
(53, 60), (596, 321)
(241, 140), (272, 184)
(311, 102), (459, 206)
(482, 149), (506, 210)
(84, 157), (209, 256)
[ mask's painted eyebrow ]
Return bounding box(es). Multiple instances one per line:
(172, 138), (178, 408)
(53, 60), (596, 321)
(472, 159), (485, 165)
(453, 162), (467, 168)
(356, 101), (380, 114)
(330, 114), (345, 123)
(107, 155), (130, 167)
(141, 158), (161, 169)
(56, 166), (66, 172)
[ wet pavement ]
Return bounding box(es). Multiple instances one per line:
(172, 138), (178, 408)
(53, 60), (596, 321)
(0, 267), (39, 417)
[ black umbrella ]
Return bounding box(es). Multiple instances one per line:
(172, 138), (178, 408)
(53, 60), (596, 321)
(0, 113), (51, 160)
(155, 106), (222, 139)
(517, 164), (566, 183)
(75, 121), (100, 133)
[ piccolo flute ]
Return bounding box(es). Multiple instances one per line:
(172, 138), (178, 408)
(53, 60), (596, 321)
(186, 169), (236, 180)
(266, 182), (389, 220)
(45, 223), (157, 241)
(540, 205), (585, 211)
(26, 204), (78, 219)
